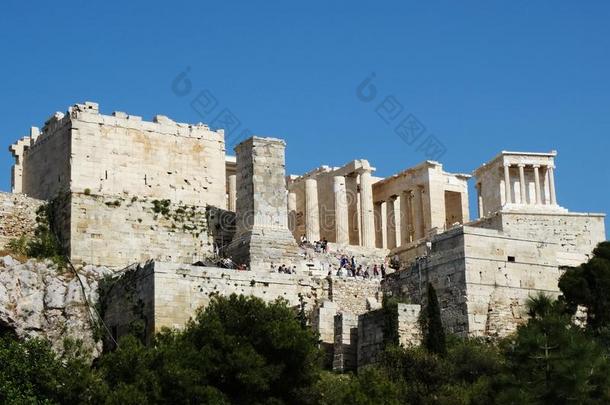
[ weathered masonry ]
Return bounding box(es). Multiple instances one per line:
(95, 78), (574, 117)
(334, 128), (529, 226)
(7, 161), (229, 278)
(10, 102), (226, 267)
(6, 101), (607, 356)
(384, 151), (606, 337)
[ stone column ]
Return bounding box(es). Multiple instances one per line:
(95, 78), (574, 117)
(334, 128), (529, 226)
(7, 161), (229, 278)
(518, 164), (527, 204)
(288, 191), (297, 233)
(417, 186), (426, 238)
(476, 183), (484, 218)
(333, 176), (349, 244)
(548, 165), (557, 205)
(305, 178), (320, 242)
(227, 174), (237, 211)
(359, 170), (375, 248)
(386, 195), (397, 249)
(400, 190), (411, 245)
(227, 136), (299, 270)
(503, 163), (512, 205)
(394, 196), (402, 245)
(374, 201), (385, 248)
(411, 187), (425, 240)
(345, 174), (360, 245)
(533, 165), (542, 205)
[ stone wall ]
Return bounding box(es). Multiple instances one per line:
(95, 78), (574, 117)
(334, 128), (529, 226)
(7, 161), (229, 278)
(103, 263), (155, 344)
(383, 216), (603, 338)
(333, 312), (358, 372)
(20, 113), (72, 201)
(0, 192), (43, 249)
(67, 193), (212, 268)
(356, 303), (421, 369)
(68, 103), (226, 207)
(103, 261), (332, 342)
(329, 277), (382, 315)
(494, 211), (606, 266)
(13, 102), (227, 208)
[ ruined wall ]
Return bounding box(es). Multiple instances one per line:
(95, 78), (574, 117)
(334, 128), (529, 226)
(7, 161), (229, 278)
(356, 303), (421, 369)
(104, 262), (331, 342)
(333, 312), (358, 372)
(65, 103), (226, 207)
(329, 277), (382, 315)
(68, 193), (212, 268)
(103, 263), (156, 344)
(20, 114), (72, 200)
(495, 212), (606, 266)
(383, 221), (592, 338)
(383, 229), (470, 335)
(0, 192), (43, 249)
(461, 226), (563, 336)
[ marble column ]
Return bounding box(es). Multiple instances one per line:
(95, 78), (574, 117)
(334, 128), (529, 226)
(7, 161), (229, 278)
(386, 195), (397, 249)
(228, 174), (237, 212)
(288, 191), (297, 234)
(400, 190), (411, 245)
(333, 176), (349, 244)
(411, 187), (425, 240)
(359, 170), (375, 248)
(417, 186), (426, 238)
(548, 165), (557, 205)
(374, 201), (385, 248)
(503, 163), (512, 205)
(476, 183), (484, 218)
(305, 178), (320, 242)
(533, 165), (542, 205)
(518, 164), (527, 204)
(345, 175), (360, 245)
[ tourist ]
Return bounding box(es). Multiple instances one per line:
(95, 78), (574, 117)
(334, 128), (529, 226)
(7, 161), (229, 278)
(381, 263), (386, 278)
(373, 264), (379, 277)
(321, 237), (329, 253)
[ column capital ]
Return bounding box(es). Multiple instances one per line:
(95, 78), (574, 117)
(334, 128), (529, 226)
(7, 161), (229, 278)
(503, 162), (511, 167)
(517, 163), (526, 168)
(532, 164), (540, 168)
(355, 167), (373, 176)
(547, 164), (555, 170)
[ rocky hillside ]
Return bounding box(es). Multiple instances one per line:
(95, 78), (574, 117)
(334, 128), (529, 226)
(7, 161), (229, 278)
(0, 255), (112, 358)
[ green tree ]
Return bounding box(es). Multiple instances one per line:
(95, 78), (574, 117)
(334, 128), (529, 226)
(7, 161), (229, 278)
(559, 241), (610, 332)
(421, 283), (447, 356)
(496, 293), (610, 404)
(0, 336), (99, 404)
(96, 294), (322, 404)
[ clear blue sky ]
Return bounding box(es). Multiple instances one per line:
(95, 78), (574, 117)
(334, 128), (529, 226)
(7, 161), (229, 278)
(1, 1), (608, 234)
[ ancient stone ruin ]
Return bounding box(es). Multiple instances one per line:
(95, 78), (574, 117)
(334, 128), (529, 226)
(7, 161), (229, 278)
(3, 101), (606, 369)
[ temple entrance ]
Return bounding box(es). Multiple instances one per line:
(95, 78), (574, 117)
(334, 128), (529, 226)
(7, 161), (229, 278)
(444, 191), (464, 229)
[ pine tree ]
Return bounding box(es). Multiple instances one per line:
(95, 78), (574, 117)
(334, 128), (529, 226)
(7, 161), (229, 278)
(422, 283), (446, 356)
(559, 241), (610, 332)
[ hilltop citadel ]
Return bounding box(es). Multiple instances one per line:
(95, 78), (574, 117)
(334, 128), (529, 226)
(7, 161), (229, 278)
(2, 101), (606, 369)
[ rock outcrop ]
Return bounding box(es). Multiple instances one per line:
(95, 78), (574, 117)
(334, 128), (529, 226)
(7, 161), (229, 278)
(0, 255), (113, 358)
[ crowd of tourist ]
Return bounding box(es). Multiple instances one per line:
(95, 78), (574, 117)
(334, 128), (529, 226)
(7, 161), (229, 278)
(299, 235), (329, 253)
(271, 263), (297, 274)
(329, 254), (386, 279)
